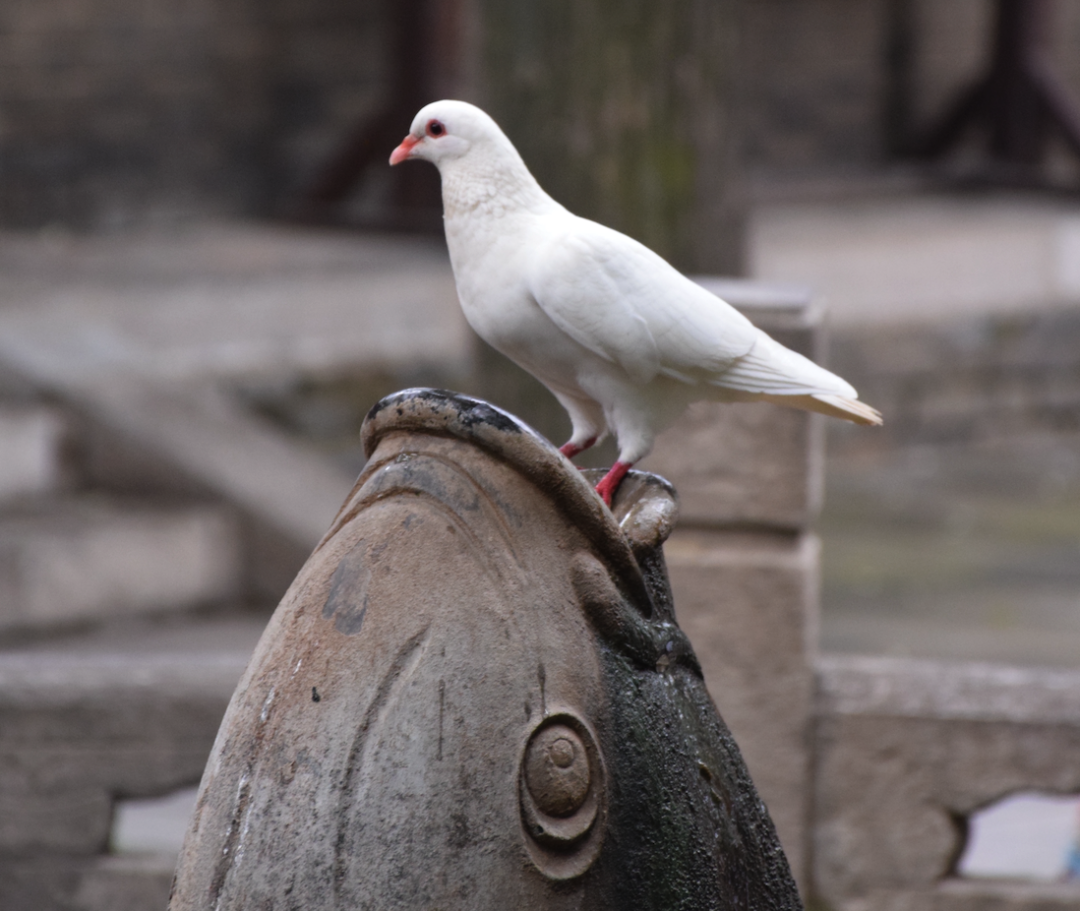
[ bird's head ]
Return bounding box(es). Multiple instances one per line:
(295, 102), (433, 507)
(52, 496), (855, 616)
(389, 100), (509, 169)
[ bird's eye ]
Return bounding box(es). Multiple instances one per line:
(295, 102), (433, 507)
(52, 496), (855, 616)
(426, 119), (446, 138)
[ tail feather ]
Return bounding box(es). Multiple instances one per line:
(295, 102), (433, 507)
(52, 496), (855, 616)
(759, 392), (883, 426)
(705, 329), (883, 426)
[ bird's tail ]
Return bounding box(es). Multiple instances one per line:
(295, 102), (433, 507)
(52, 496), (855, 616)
(759, 392), (883, 426)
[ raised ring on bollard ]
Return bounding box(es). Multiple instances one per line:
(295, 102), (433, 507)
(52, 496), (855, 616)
(519, 710), (606, 879)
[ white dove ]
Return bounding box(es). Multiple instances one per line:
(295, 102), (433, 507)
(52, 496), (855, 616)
(390, 100), (881, 506)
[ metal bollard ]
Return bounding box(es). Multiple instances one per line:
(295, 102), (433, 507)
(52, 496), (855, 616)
(169, 389), (802, 910)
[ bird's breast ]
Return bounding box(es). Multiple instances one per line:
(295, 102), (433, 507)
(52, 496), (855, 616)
(445, 218), (540, 345)
(444, 213), (610, 395)
(457, 277), (562, 363)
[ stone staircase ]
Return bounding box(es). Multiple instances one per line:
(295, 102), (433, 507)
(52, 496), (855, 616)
(0, 394), (243, 638)
(0, 382), (340, 911)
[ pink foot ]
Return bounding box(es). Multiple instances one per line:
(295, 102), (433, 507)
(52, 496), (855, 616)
(595, 461), (632, 507)
(559, 436), (597, 460)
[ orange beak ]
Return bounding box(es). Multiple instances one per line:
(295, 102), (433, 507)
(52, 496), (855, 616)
(389, 134), (421, 165)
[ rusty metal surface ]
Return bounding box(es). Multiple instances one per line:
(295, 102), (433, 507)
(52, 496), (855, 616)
(169, 389), (801, 910)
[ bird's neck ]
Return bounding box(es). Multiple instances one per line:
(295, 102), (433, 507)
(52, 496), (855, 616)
(438, 151), (558, 222)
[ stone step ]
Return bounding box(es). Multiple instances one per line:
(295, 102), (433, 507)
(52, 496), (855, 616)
(0, 615), (263, 911)
(828, 308), (1080, 450)
(0, 498), (244, 633)
(74, 855), (177, 911)
(750, 194), (1080, 327)
(0, 404), (70, 504)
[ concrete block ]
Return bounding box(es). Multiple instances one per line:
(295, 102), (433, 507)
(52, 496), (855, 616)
(0, 500), (241, 631)
(72, 383), (351, 550)
(0, 855), (96, 911)
(830, 309), (1080, 448)
(72, 381), (352, 600)
(0, 776), (112, 854)
(931, 880), (1080, 911)
(643, 403), (821, 530)
(74, 854), (175, 911)
(813, 655), (1080, 908)
(813, 712), (964, 897)
(665, 528), (819, 887)
(0, 405), (69, 502)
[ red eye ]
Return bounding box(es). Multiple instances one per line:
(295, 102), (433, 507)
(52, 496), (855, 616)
(426, 119), (446, 138)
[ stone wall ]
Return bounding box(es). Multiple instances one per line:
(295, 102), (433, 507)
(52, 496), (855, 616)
(828, 308), (1080, 451)
(0, 0), (386, 228)
(814, 655), (1080, 911)
(7, 0), (1080, 229)
(742, 0), (893, 172)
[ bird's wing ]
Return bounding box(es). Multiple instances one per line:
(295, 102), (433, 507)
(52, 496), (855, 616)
(527, 217), (759, 385)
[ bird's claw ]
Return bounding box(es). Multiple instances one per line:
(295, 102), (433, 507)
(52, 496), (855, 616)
(594, 461), (632, 508)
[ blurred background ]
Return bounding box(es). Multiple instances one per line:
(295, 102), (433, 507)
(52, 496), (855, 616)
(2, 0), (1080, 907)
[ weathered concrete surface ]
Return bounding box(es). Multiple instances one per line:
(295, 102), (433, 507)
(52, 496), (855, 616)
(0, 225), (467, 379)
(0, 405), (69, 503)
(813, 655), (1080, 910)
(0, 499), (241, 631)
(0, 377), (354, 600)
(666, 529), (817, 888)
(171, 389), (802, 911)
(751, 195), (1080, 327)
(644, 404), (819, 531)
(0, 651), (242, 853)
(67, 380), (354, 598)
(73, 854), (176, 911)
(0, 856), (98, 911)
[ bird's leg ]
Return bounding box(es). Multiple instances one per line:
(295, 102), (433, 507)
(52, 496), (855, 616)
(559, 436), (597, 460)
(594, 461), (632, 507)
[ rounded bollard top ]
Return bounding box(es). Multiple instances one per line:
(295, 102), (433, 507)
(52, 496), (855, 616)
(361, 388), (678, 549)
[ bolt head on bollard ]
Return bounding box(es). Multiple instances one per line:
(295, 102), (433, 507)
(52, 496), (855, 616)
(524, 724), (591, 818)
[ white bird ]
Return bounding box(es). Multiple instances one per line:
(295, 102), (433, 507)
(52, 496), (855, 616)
(390, 100), (881, 506)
